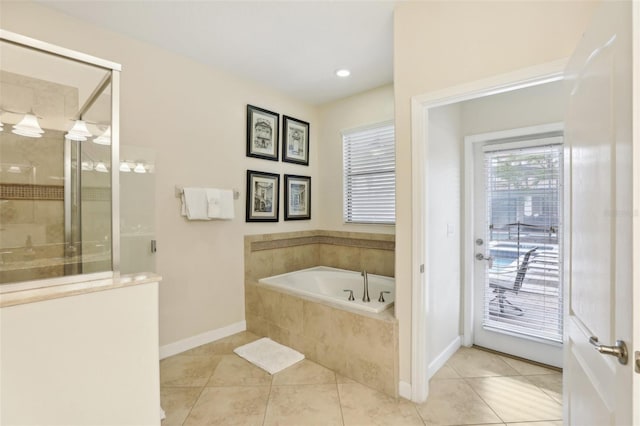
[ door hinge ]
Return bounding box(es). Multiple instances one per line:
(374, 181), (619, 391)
(420, 264), (425, 273)
(635, 351), (640, 374)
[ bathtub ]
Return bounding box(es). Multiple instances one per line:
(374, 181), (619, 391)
(258, 266), (394, 314)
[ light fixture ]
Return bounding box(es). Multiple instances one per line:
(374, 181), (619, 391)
(94, 162), (109, 173)
(119, 161), (132, 172)
(133, 163), (146, 174)
(0, 119), (4, 132)
(81, 161), (94, 171)
(12, 113), (44, 138)
(93, 126), (111, 145)
(65, 119), (92, 141)
(335, 69), (351, 77)
(7, 165), (22, 173)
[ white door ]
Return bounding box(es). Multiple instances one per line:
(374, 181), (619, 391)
(471, 129), (564, 367)
(564, 1), (637, 425)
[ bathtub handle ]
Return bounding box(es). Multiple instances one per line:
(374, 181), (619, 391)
(343, 289), (355, 301)
(378, 291), (391, 303)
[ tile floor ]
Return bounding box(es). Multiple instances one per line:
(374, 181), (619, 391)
(160, 331), (563, 426)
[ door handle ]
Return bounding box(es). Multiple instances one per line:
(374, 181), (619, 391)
(589, 336), (628, 365)
(475, 253), (494, 268)
(475, 253), (492, 261)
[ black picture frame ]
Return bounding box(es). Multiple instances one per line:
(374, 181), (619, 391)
(246, 170), (279, 222)
(284, 174), (311, 220)
(246, 105), (279, 161)
(282, 115), (310, 165)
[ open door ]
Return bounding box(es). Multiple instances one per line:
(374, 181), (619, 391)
(564, 1), (638, 424)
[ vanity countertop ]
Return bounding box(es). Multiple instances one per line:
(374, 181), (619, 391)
(0, 273), (162, 308)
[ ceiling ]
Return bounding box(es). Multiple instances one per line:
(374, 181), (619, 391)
(37, 1), (396, 105)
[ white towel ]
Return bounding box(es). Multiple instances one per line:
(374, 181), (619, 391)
(182, 187), (210, 220)
(207, 188), (235, 220)
(233, 337), (304, 374)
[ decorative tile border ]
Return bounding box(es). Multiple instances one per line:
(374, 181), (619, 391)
(251, 236), (319, 251)
(318, 235), (395, 251)
(0, 183), (64, 200)
(249, 232), (395, 252)
(0, 184), (111, 202)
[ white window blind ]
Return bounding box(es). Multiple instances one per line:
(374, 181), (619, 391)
(483, 141), (563, 343)
(342, 123), (395, 224)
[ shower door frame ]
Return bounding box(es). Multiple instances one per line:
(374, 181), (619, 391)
(0, 29), (122, 293)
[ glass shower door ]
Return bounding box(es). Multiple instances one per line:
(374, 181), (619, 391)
(119, 145), (156, 274)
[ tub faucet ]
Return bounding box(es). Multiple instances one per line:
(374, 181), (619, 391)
(361, 270), (370, 302)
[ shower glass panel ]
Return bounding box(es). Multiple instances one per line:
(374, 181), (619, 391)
(120, 144), (156, 275)
(0, 35), (117, 285)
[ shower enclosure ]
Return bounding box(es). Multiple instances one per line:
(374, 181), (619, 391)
(0, 30), (128, 289)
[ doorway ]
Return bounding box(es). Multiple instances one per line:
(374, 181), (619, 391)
(409, 60), (567, 402)
(410, 3), (638, 421)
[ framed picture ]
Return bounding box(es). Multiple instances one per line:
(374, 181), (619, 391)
(246, 170), (279, 222)
(284, 174), (311, 220)
(246, 105), (279, 161)
(282, 115), (310, 165)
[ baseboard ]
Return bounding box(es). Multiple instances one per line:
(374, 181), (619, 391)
(427, 335), (461, 379)
(398, 381), (412, 400)
(159, 320), (246, 359)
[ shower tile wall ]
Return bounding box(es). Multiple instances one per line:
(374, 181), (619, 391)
(0, 131), (67, 282)
(244, 230), (397, 397)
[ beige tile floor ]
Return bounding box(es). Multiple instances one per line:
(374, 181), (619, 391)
(160, 331), (563, 426)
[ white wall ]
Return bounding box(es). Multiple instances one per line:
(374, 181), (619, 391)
(317, 84), (395, 234)
(461, 80), (565, 136)
(394, 0), (599, 386)
(0, 2), (319, 347)
(427, 104), (462, 371)
(1, 282), (160, 425)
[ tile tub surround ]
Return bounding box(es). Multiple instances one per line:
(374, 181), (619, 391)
(244, 230), (395, 284)
(244, 230), (398, 397)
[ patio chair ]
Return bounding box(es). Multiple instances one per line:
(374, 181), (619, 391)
(490, 247), (538, 316)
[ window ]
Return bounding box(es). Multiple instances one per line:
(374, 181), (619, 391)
(342, 122), (395, 224)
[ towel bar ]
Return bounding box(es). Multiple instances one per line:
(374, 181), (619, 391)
(175, 185), (240, 200)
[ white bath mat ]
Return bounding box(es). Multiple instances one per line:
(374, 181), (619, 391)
(233, 337), (305, 375)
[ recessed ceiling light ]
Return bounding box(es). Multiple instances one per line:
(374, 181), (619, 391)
(335, 69), (351, 78)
